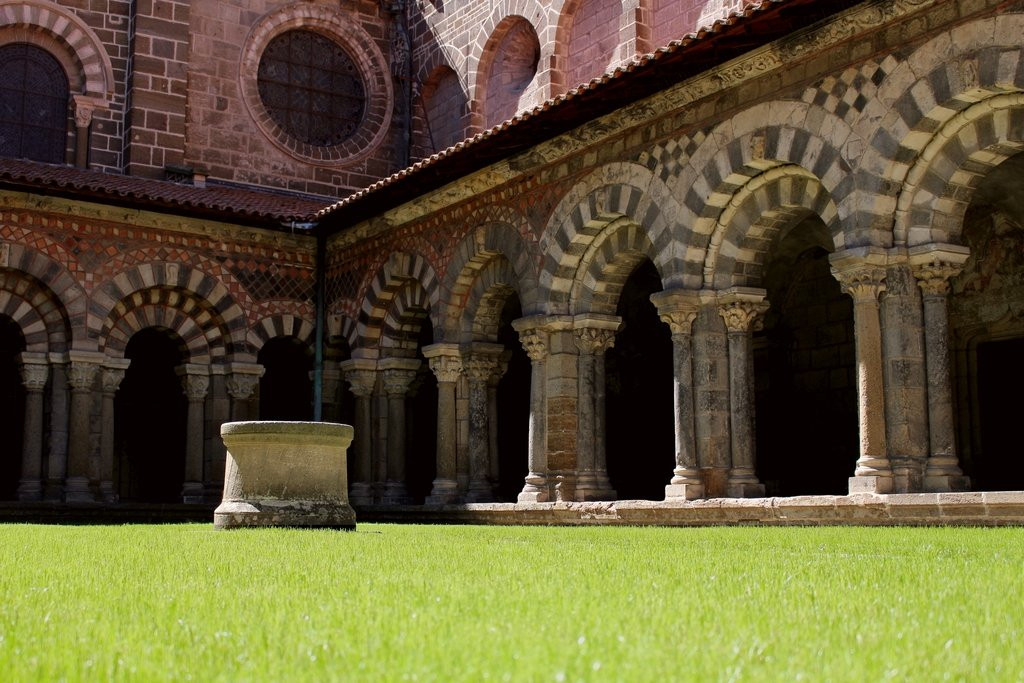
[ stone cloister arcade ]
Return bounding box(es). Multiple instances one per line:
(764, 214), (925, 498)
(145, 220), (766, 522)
(2, 5), (1023, 510)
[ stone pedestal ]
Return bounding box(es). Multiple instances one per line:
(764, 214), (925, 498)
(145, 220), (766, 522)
(215, 421), (356, 529)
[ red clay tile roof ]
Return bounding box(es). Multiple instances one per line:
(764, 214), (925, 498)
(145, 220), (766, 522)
(0, 157), (331, 229)
(318, 0), (855, 228)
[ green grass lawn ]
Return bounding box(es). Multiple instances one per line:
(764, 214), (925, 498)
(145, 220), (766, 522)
(0, 524), (1021, 681)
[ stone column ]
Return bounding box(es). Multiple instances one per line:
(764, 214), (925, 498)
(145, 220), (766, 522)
(379, 357), (421, 504)
(651, 289), (704, 500)
(72, 95), (98, 169)
(486, 352), (511, 492)
(910, 244), (971, 492)
(718, 289), (769, 498)
(44, 353), (70, 501)
(98, 360), (130, 502)
(65, 352), (102, 502)
(423, 344), (462, 504)
(17, 353), (49, 501)
(512, 317), (552, 503)
(226, 363), (263, 421)
(178, 365), (210, 503)
(341, 358), (377, 506)
(573, 315), (621, 501)
(462, 343), (505, 503)
(321, 360), (342, 423)
(831, 249), (892, 494)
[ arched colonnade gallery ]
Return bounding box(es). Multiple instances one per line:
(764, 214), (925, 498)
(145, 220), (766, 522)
(2, 3), (1024, 505)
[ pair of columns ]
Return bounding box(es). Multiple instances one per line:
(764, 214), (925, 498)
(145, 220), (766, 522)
(831, 245), (969, 494)
(16, 352), (264, 504)
(342, 346), (512, 505)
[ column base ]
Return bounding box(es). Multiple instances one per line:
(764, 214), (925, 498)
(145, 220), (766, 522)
(382, 481), (411, 504)
(99, 481), (118, 503)
(924, 474), (971, 492)
(426, 478), (459, 505)
(665, 482), (704, 500)
(727, 482), (765, 498)
(349, 482), (373, 506)
(517, 473), (550, 503)
(575, 471), (615, 501)
(181, 481), (205, 504)
(17, 478), (43, 502)
(63, 477), (95, 503)
(848, 475), (893, 494)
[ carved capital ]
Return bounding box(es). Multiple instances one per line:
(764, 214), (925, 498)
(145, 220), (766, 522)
(381, 367), (419, 396)
(225, 373), (260, 401)
(72, 94), (105, 128)
(651, 289), (700, 337)
(517, 330), (548, 362)
(427, 354), (463, 383)
(463, 355), (501, 383)
(717, 300), (769, 333)
(834, 266), (887, 302)
(100, 367), (126, 394)
(67, 361), (100, 391)
(345, 370), (377, 398)
(488, 352), (511, 387)
(573, 326), (617, 355)
(20, 359), (50, 392)
(182, 374), (210, 402)
(660, 310), (699, 337)
(908, 244), (969, 298)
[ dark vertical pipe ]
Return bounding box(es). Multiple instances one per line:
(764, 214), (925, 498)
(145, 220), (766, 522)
(313, 227), (326, 422)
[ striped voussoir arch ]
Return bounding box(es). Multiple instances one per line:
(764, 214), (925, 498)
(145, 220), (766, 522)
(380, 280), (432, 352)
(461, 256), (517, 341)
(700, 165), (840, 290)
(570, 216), (657, 316)
(0, 0), (116, 98)
(88, 262), (246, 348)
(857, 16), (1024, 241)
(358, 251), (439, 351)
(0, 240), (85, 346)
(895, 92), (1024, 246)
(248, 314), (316, 356)
(98, 287), (232, 363)
(443, 221), (539, 338)
(542, 163), (684, 309)
(0, 269), (71, 352)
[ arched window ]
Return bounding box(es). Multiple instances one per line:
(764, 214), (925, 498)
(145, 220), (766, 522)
(0, 43), (69, 163)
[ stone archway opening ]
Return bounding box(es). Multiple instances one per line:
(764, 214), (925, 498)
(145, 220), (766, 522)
(605, 259), (674, 500)
(495, 295), (530, 502)
(0, 315), (26, 500)
(115, 327), (187, 503)
(950, 152), (1024, 491)
(258, 336), (313, 421)
(753, 216), (857, 496)
(407, 318), (438, 504)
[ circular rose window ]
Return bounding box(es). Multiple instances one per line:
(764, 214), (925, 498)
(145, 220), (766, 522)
(240, 5), (393, 165)
(257, 30), (365, 147)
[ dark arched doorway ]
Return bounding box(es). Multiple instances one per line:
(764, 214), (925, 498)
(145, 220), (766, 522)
(754, 218), (858, 496)
(115, 328), (187, 502)
(0, 316), (26, 500)
(258, 336), (312, 420)
(407, 319), (438, 503)
(495, 295), (530, 501)
(605, 259), (675, 500)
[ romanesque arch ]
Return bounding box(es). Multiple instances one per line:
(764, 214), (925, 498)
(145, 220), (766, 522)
(475, 16), (541, 130)
(541, 162), (685, 305)
(356, 251), (440, 354)
(0, 269), (71, 352)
